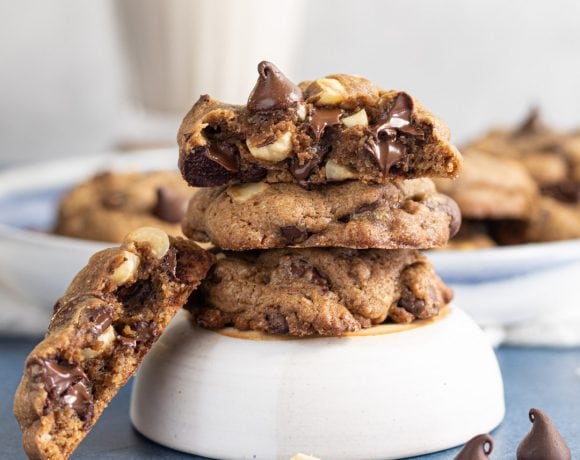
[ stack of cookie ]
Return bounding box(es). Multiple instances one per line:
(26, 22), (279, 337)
(177, 62), (463, 336)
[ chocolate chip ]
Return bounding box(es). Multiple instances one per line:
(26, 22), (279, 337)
(455, 434), (493, 460)
(364, 92), (423, 176)
(397, 297), (426, 316)
(289, 260), (330, 293)
(152, 187), (189, 223)
(541, 181), (580, 203)
(265, 310), (289, 334)
(517, 408), (571, 460)
(32, 358), (93, 422)
(247, 61), (303, 112)
(160, 247), (178, 279)
(82, 307), (113, 336)
(308, 107), (342, 141)
(280, 226), (308, 244)
(515, 107), (546, 136)
(181, 147), (237, 186)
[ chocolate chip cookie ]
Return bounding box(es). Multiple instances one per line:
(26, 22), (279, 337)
(186, 248), (452, 337)
(434, 149), (538, 220)
(14, 227), (214, 460)
(55, 171), (196, 243)
(183, 178), (460, 250)
(178, 61), (462, 187)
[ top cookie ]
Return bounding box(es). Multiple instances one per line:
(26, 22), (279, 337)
(178, 61), (462, 187)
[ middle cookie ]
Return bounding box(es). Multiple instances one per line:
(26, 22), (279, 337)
(182, 178), (460, 250)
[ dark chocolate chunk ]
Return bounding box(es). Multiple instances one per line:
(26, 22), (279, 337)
(454, 434), (493, 460)
(517, 408), (571, 460)
(83, 307), (113, 336)
(265, 310), (289, 334)
(364, 92), (421, 176)
(205, 141), (240, 172)
(247, 61), (303, 112)
(153, 186), (189, 223)
(32, 359), (93, 421)
(288, 260), (330, 293)
(280, 226), (309, 244)
(397, 296), (426, 316)
(308, 107), (342, 141)
(515, 107), (546, 136)
(181, 147), (237, 187)
(541, 181), (580, 204)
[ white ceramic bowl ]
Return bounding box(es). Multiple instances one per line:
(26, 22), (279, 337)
(1, 150), (580, 335)
(131, 308), (505, 460)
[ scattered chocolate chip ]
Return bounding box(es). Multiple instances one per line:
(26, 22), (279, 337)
(182, 147), (237, 187)
(31, 358), (93, 422)
(247, 61), (303, 112)
(517, 408), (571, 460)
(515, 107), (546, 136)
(454, 433), (493, 460)
(308, 107), (342, 141)
(364, 92), (422, 176)
(541, 181), (580, 204)
(153, 187), (189, 223)
(280, 226), (309, 244)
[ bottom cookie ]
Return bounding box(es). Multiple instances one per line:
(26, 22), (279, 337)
(186, 248), (452, 337)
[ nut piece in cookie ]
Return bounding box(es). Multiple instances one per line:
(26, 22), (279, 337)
(178, 61), (462, 187)
(13, 227), (214, 460)
(186, 248), (452, 337)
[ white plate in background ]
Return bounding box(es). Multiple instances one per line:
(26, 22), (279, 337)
(1, 149), (579, 335)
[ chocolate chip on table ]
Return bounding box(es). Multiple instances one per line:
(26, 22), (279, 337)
(454, 433), (493, 460)
(247, 61), (303, 112)
(517, 408), (571, 460)
(153, 187), (189, 223)
(280, 226), (309, 244)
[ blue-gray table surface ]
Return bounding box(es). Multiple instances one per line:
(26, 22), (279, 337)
(1, 337), (578, 459)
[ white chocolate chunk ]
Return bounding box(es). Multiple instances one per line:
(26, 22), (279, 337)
(111, 251), (140, 285)
(82, 325), (116, 359)
(341, 109), (368, 127)
(325, 160), (356, 181)
(309, 78), (346, 105)
(124, 227), (170, 259)
(247, 132), (293, 162)
(226, 182), (269, 203)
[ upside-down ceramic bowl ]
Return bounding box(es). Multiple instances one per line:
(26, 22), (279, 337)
(130, 307), (504, 460)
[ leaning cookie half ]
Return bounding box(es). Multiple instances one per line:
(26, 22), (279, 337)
(186, 248), (453, 337)
(13, 227), (215, 460)
(183, 178), (461, 250)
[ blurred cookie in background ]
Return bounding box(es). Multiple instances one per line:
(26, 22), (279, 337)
(54, 171), (196, 243)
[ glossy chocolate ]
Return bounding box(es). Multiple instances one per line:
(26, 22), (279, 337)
(517, 408), (571, 460)
(153, 186), (189, 223)
(205, 142), (239, 172)
(84, 307), (113, 336)
(33, 358), (93, 420)
(364, 92), (421, 176)
(247, 61), (303, 112)
(308, 107), (342, 141)
(454, 433), (493, 460)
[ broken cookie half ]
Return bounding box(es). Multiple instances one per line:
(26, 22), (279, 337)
(13, 227), (214, 460)
(178, 61), (462, 187)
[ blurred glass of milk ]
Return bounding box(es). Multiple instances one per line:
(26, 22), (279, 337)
(116, 0), (307, 119)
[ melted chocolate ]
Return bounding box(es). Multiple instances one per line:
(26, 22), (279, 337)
(517, 408), (571, 460)
(247, 61), (303, 112)
(205, 141), (239, 172)
(364, 92), (421, 176)
(153, 186), (189, 223)
(33, 358), (93, 421)
(308, 107), (342, 141)
(454, 434), (493, 460)
(83, 307), (113, 336)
